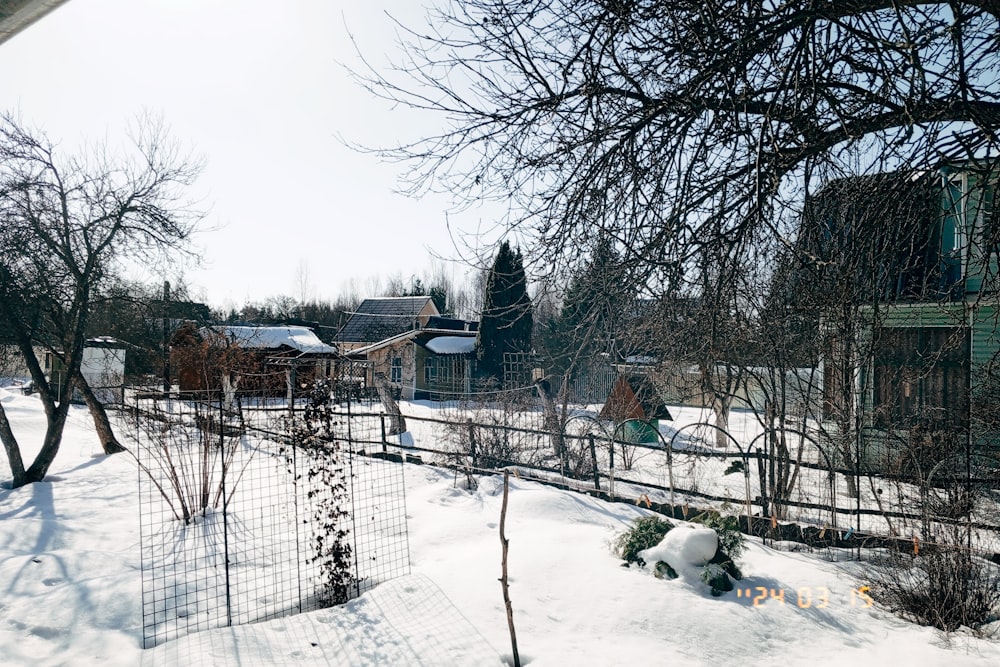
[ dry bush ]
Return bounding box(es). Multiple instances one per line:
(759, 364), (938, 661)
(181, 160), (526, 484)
(868, 535), (1000, 632)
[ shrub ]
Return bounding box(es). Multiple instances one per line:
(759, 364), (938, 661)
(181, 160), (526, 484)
(614, 515), (674, 565)
(869, 544), (1000, 632)
(284, 379), (355, 606)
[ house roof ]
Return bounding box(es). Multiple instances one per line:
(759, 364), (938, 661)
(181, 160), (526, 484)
(344, 328), (478, 358)
(425, 315), (478, 332)
(343, 329), (420, 358)
(788, 171), (943, 304)
(204, 326), (337, 355)
(337, 296), (437, 344)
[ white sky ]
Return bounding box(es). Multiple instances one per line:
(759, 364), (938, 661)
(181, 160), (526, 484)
(0, 0), (498, 309)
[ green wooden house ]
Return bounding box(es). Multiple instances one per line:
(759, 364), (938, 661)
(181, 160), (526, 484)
(804, 163), (999, 468)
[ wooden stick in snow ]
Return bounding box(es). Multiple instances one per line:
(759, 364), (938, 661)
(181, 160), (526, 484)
(500, 470), (521, 667)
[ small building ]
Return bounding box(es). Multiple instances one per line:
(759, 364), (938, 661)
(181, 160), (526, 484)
(170, 324), (338, 396)
(793, 164), (1000, 469)
(41, 337), (127, 404)
(345, 324), (478, 400)
(600, 374), (673, 443)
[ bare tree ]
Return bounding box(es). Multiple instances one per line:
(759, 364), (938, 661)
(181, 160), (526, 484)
(356, 2), (998, 277)
(0, 113), (202, 487)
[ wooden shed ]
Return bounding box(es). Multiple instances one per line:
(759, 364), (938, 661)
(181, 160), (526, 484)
(599, 374), (673, 443)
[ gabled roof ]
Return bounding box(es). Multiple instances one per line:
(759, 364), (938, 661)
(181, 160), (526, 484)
(203, 326), (336, 355)
(337, 296), (437, 344)
(344, 327), (478, 358)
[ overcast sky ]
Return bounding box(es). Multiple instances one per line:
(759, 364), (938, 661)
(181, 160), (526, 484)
(0, 0), (497, 309)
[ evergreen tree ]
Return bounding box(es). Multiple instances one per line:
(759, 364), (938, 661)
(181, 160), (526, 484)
(542, 236), (630, 381)
(559, 236), (624, 356)
(476, 241), (533, 382)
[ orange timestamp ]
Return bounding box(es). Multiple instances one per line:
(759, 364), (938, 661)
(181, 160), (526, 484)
(735, 585), (873, 608)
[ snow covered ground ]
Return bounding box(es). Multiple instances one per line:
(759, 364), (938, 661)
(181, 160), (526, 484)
(2, 386), (999, 666)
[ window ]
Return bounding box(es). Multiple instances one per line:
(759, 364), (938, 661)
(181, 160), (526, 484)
(390, 357), (402, 384)
(873, 327), (969, 429)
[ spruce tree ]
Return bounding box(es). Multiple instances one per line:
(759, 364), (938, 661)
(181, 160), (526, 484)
(477, 241), (533, 382)
(545, 236), (628, 379)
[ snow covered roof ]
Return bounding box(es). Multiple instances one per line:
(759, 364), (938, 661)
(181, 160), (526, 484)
(205, 326), (336, 355)
(424, 336), (476, 355)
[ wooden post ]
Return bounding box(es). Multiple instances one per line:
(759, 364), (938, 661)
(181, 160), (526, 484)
(500, 470), (521, 667)
(468, 419), (478, 468)
(380, 413), (388, 454)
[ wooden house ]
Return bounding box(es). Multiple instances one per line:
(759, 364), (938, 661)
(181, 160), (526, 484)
(799, 164), (999, 465)
(170, 324), (338, 396)
(338, 297), (478, 400)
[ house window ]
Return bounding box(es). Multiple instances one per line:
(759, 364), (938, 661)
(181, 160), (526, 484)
(424, 362), (438, 386)
(872, 327), (969, 430)
(390, 357), (402, 384)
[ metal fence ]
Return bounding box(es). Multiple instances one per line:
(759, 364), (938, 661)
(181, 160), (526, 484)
(134, 392), (410, 649)
(381, 407), (1000, 562)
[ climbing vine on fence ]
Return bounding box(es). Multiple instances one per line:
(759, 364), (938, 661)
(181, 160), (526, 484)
(284, 379), (355, 606)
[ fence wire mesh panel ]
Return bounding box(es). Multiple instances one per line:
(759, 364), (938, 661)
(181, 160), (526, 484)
(347, 433), (412, 593)
(135, 391), (410, 649)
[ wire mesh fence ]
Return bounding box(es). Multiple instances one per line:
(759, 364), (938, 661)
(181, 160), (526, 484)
(133, 391), (410, 649)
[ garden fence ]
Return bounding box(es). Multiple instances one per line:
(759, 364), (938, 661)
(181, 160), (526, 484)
(134, 392), (409, 649)
(360, 408), (1000, 563)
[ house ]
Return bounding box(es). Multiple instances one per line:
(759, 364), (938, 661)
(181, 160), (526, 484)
(797, 164), (999, 465)
(170, 324), (338, 397)
(3, 337), (126, 404)
(336, 296), (439, 352)
(338, 298), (479, 400)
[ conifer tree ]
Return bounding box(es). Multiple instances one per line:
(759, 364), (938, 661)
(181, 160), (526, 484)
(476, 241), (533, 383)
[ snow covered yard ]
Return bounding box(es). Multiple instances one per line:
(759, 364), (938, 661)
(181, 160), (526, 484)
(2, 387), (1000, 665)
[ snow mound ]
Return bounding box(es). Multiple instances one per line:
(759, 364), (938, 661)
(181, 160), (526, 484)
(640, 525), (718, 576)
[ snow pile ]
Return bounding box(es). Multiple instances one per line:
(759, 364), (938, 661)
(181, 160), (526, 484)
(640, 524), (719, 581)
(424, 335), (476, 355)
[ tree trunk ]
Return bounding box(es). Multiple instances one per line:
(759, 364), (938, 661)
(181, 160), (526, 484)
(714, 393), (731, 449)
(75, 375), (126, 454)
(535, 378), (564, 456)
(375, 374), (406, 435)
(22, 406), (71, 484)
(0, 403), (27, 487)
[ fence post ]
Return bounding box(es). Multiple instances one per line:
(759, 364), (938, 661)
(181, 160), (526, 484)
(380, 413), (388, 454)
(608, 439), (615, 499)
(468, 419), (478, 468)
(588, 434), (600, 491)
(221, 420), (232, 627)
(755, 447), (768, 519)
